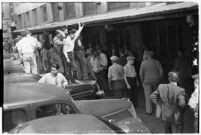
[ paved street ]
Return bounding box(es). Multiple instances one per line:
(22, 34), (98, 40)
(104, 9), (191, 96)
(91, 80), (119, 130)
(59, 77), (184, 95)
(134, 87), (194, 133)
(105, 86), (195, 133)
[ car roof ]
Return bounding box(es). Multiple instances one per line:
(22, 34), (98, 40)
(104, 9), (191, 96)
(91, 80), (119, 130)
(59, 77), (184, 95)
(11, 114), (115, 133)
(4, 73), (41, 83)
(4, 82), (73, 109)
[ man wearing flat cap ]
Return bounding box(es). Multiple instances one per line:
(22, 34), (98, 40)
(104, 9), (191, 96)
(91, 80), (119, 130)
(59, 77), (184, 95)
(108, 56), (126, 98)
(149, 71), (186, 133)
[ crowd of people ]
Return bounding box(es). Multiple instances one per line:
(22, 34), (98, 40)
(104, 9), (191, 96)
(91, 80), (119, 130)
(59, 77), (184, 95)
(4, 22), (199, 133)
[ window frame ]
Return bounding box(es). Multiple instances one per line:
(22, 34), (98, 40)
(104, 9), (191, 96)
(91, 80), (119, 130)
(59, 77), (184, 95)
(32, 8), (38, 26)
(82, 2), (98, 16)
(51, 3), (60, 22)
(3, 105), (31, 132)
(41, 5), (48, 22)
(64, 2), (76, 19)
(107, 2), (130, 11)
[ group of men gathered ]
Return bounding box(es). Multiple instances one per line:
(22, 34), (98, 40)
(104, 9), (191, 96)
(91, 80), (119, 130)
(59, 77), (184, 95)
(14, 22), (198, 133)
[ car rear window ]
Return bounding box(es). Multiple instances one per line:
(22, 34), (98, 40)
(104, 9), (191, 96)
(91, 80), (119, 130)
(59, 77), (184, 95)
(36, 103), (75, 119)
(104, 109), (133, 122)
(3, 109), (27, 132)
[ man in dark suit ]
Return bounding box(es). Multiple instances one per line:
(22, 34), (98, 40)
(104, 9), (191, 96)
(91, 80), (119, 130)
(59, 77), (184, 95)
(149, 71), (186, 133)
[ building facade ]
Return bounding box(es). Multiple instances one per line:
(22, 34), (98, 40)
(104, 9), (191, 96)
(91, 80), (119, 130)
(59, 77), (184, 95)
(2, 3), (12, 39)
(10, 2), (198, 77)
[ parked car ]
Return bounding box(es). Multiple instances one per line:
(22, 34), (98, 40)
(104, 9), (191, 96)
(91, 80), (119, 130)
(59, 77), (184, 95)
(3, 82), (150, 133)
(4, 59), (24, 74)
(10, 114), (125, 134)
(4, 73), (41, 83)
(4, 73), (104, 100)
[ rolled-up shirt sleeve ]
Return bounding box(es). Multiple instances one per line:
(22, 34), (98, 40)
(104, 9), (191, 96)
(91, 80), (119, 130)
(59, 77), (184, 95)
(38, 75), (47, 83)
(100, 54), (108, 67)
(178, 90), (186, 108)
(63, 41), (68, 59)
(108, 67), (112, 79)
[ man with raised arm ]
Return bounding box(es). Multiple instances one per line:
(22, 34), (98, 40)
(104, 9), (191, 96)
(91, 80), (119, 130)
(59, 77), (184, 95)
(63, 22), (84, 82)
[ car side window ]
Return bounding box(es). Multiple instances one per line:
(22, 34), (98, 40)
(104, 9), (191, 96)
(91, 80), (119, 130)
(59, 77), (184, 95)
(36, 103), (75, 119)
(3, 109), (27, 132)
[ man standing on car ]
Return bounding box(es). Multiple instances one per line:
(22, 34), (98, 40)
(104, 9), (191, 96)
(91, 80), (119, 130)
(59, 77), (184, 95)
(16, 30), (41, 74)
(63, 22), (84, 83)
(74, 35), (88, 80)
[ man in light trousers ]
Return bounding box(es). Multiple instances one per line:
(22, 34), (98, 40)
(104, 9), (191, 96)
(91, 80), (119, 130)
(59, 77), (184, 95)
(140, 51), (163, 115)
(16, 30), (41, 74)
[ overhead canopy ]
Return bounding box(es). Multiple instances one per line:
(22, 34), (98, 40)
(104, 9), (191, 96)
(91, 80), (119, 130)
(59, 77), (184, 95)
(12, 2), (198, 34)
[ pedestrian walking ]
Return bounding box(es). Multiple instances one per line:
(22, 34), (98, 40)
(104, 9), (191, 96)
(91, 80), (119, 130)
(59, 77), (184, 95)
(85, 53), (96, 80)
(149, 71), (186, 133)
(74, 35), (88, 80)
(92, 49), (109, 95)
(63, 22), (84, 82)
(124, 56), (139, 107)
(16, 30), (41, 74)
(38, 63), (68, 88)
(108, 56), (126, 98)
(140, 50), (163, 115)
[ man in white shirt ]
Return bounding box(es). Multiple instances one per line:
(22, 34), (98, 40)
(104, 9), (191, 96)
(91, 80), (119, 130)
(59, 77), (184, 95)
(63, 22), (84, 82)
(124, 56), (139, 107)
(16, 30), (41, 74)
(38, 63), (68, 88)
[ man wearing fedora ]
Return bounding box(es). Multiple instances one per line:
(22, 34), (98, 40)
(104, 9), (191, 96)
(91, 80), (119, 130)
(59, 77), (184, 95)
(149, 71), (186, 133)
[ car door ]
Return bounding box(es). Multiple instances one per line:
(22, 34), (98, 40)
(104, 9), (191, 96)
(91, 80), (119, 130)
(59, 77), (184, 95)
(66, 82), (98, 100)
(75, 98), (137, 122)
(3, 105), (31, 132)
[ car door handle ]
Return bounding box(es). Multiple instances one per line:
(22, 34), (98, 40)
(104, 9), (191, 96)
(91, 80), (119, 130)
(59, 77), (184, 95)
(109, 119), (115, 123)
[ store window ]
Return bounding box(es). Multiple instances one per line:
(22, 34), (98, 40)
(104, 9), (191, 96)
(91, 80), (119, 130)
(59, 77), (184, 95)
(107, 2), (130, 11)
(83, 2), (98, 16)
(41, 5), (48, 22)
(36, 103), (75, 119)
(17, 14), (22, 29)
(24, 12), (31, 27)
(64, 2), (76, 19)
(51, 3), (60, 22)
(32, 8), (38, 26)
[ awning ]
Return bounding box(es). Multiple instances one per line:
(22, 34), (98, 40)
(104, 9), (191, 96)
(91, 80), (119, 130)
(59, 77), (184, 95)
(12, 2), (198, 34)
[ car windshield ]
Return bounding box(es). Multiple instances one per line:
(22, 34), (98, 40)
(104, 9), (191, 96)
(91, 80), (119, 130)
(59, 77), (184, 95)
(97, 116), (125, 134)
